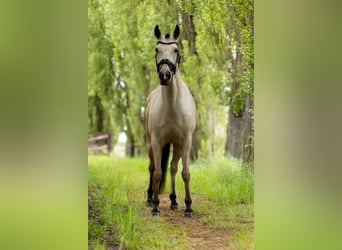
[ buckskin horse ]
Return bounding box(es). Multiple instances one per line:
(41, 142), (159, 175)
(145, 25), (197, 217)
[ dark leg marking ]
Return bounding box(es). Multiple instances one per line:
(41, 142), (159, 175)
(170, 193), (178, 210)
(184, 198), (193, 217)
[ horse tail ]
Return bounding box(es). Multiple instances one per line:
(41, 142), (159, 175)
(159, 143), (170, 193)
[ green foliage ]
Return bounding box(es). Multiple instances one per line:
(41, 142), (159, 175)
(88, 0), (254, 157)
(231, 83), (248, 116)
(88, 0), (117, 137)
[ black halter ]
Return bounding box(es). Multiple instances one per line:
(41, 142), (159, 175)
(155, 41), (181, 74)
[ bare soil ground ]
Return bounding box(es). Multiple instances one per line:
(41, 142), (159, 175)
(142, 193), (230, 250)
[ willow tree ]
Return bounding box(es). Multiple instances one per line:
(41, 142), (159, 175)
(88, 0), (254, 161)
(179, 0), (232, 158)
(101, 0), (180, 156)
(224, 0), (254, 163)
(179, 0), (254, 162)
(88, 0), (116, 137)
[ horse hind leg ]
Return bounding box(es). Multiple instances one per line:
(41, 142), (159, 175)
(146, 147), (154, 207)
(170, 145), (181, 210)
(182, 137), (193, 217)
(182, 167), (192, 217)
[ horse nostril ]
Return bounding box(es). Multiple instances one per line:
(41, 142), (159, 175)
(159, 72), (164, 81)
(159, 72), (171, 82)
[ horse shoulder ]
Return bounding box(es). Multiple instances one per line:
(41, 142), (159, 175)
(179, 86), (196, 115)
(145, 89), (159, 139)
(178, 82), (197, 130)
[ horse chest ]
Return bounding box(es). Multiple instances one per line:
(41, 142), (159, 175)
(147, 83), (196, 145)
(158, 107), (187, 126)
(160, 124), (183, 144)
(150, 111), (192, 143)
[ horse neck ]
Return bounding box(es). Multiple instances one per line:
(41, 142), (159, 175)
(161, 72), (182, 105)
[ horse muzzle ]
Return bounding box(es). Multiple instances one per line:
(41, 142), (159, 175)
(159, 70), (172, 85)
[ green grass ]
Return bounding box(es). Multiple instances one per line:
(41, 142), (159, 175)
(185, 156), (254, 249)
(88, 155), (254, 249)
(88, 156), (188, 249)
(190, 156), (254, 219)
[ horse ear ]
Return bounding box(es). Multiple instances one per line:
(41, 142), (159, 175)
(173, 25), (180, 40)
(154, 25), (161, 39)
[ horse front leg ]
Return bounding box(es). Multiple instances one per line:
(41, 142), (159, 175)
(170, 145), (181, 210)
(182, 136), (193, 217)
(151, 136), (162, 216)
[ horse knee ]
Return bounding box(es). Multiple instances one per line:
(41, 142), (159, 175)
(170, 163), (178, 175)
(149, 162), (154, 172)
(182, 171), (190, 182)
(153, 171), (162, 182)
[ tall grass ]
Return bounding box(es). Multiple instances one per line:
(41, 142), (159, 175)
(88, 155), (254, 249)
(191, 156), (254, 208)
(88, 156), (188, 249)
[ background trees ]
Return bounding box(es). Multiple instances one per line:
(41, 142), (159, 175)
(88, 0), (254, 162)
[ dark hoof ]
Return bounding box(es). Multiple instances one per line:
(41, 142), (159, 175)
(151, 207), (160, 216)
(184, 208), (193, 217)
(170, 204), (178, 210)
(151, 210), (160, 216)
(184, 211), (193, 217)
(146, 200), (153, 207)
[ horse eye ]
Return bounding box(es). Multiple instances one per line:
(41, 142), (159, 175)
(155, 48), (158, 53)
(174, 49), (178, 53)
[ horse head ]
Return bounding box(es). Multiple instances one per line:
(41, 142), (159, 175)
(154, 25), (181, 86)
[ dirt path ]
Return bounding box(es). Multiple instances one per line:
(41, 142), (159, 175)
(143, 193), (230, 250)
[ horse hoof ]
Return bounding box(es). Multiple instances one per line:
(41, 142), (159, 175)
(170, 204), (178, 210)
(151, 207), (160, 216)
(184, 211), (193, 217)
(151, 210), (160, 216)
(184, 208), (193, 217)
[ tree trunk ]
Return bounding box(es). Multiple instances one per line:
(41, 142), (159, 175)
(125, 116), (136, 157)
(190, 128), (199, 161)
(242, 94), (254, 163)
(225, 109), (243, 158)
(181, 8), (200, 160)
(225, 37), (254, 163)
(181, 10), (197, 55)
(125, 138), (135, 157)
(225, 94), (253, 162)
(94, 93), (104, 132)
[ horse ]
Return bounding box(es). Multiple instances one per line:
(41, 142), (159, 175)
(145, 24), (197, 217)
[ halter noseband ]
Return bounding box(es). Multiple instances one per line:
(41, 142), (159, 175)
(155, 41), (181, 74)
